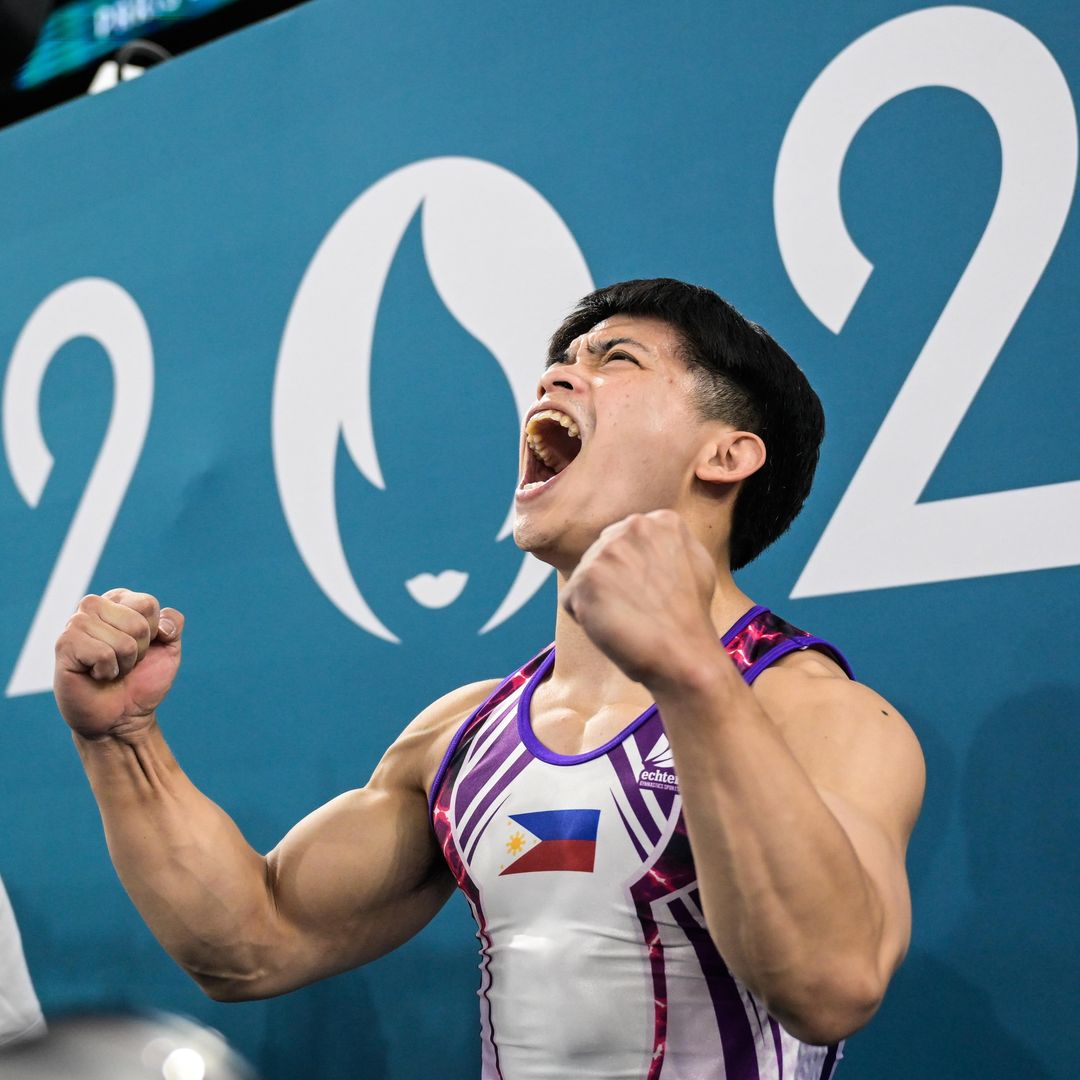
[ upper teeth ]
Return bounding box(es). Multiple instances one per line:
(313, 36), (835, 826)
(525, 410), (581, 467)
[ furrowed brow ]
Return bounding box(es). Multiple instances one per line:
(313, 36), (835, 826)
(584, 336), (647, 356)
(545, 335), (650, 369)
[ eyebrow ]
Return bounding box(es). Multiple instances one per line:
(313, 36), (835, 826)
(585, 336), (648, 355)
(546, 336), (650, 367)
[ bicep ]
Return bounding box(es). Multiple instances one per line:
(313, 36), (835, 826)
(817, 786), (914, 979)
(263, 782), (453, 990)
(820, 700), (923, 974)
(763, 672), (926, 975)
(251, 678), (499, 995)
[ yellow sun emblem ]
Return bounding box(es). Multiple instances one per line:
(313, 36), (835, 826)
(506, 830), (526, 856)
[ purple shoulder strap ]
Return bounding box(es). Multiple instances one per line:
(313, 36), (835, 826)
(427, 646), (553, 818)
(724, 606), (853, 685)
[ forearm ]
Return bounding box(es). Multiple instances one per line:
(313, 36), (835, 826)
(651, 655), (885, 1040)
(53, 591), (458, 1001)
(74, 720), (279, 996)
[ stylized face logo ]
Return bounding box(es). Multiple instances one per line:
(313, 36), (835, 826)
(272, 157), (594, 642)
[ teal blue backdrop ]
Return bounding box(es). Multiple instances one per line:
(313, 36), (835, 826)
(1, 2), (1077, 1077)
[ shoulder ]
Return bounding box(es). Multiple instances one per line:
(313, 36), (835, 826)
(371, 678), (504, 797)
(751, 652), (925, 845)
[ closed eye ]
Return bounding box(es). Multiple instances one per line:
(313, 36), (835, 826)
(604, 352), (641, 366)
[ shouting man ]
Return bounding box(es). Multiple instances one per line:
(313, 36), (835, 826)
(54, 279), (924, 1078)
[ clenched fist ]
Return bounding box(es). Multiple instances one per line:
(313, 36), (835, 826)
(561, 510), (720, 689)
(54, 589), (184, 741)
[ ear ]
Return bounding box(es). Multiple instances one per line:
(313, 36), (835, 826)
(694, 430), (766, 487)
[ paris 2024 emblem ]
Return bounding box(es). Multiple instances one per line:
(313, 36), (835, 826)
(272, 157), (593, 643)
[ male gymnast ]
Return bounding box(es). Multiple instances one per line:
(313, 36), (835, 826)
(53, 279), (924, 1078)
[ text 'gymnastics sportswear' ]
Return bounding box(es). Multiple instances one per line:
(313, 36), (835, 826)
(430, 606), (853, 1080)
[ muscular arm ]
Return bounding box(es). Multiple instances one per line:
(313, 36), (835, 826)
(56, 590), (495, 1001)
(651, 651), (923, 1044)
(562, 511), (924, 1045)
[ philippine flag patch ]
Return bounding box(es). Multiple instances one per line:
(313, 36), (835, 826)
(499, 809), (600, 875)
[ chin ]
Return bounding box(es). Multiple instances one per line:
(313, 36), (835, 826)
(513, 520), (557, 561)
(513, 518), (592, 575)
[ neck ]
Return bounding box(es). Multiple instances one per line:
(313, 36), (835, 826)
(548, 564), (756, 711)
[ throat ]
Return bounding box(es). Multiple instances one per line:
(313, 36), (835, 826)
(528, 694), (654, 758)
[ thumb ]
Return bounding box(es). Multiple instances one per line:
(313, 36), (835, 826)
(155, 607), (185, 645)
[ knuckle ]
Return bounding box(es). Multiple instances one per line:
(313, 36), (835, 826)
(64, 612), (93, 639)
(136, 593), (160, 615)
(114, 608), (152, 643)
(105, 588), (158, 617)
(74, 640), (110, 669)
(78, 594), (102, 614)
(116, 637), (138, 662)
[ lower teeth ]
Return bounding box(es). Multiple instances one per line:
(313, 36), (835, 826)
(520, 480), (548, 491)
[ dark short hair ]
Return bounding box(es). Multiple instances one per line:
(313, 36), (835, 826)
(547, 278), (824, 571)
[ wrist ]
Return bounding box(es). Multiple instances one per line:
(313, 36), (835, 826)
(644, 637), (740, 703)
(71, 713), (160, 748)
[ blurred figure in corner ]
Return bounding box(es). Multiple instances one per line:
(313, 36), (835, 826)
(0, 874), (45, 1048)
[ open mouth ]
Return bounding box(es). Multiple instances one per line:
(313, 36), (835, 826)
(519, 409), (582, 492)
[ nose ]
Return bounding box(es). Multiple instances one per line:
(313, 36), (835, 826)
(536, 361), (583, 398)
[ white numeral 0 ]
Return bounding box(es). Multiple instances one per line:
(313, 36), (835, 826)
(4, 278), (153, 697)
(274, 157), (592, 642)
(775, 6), (1079, 596)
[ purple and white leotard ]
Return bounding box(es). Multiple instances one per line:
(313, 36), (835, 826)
(430, 605), (853, 1080)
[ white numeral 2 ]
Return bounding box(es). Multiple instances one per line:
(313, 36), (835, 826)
(775, 6), (1079, 596)
(4, 279), (153, 696)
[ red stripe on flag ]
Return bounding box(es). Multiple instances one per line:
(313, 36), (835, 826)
(500, 839), (596, 875)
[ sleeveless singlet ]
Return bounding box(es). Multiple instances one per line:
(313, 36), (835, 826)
(430, 606), (853, 1080)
